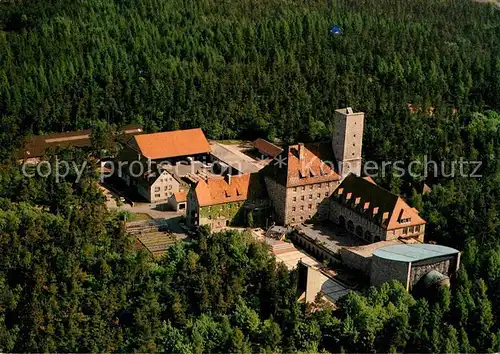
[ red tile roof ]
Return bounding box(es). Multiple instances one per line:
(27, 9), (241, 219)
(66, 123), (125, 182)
(332, 174), (426, 230)
(194, 174), (250, 207)
(131, 128), (210, 160)
(173, 191), (187, 203)
(253, 138), (283, 158)
(17, 124), (142, 159)
(264, 143), (340, 187)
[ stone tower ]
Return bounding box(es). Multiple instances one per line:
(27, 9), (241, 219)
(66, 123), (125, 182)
(332, 107), (364, 179)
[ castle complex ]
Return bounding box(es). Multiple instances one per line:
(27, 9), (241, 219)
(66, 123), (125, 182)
(95, 106), (427, 245)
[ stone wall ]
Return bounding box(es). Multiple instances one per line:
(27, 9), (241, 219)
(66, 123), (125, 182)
(409, 254), (460, 289)
(340, 248), (372, 275)
(291, 231), (341, 265)
(329, 201), (386, 242)
(370, 256), (411, 290)
(285, 181), (339, 224)
(264, 176), (287, 224)
(331, 109), (364, 178)
(198, 201), (245, 230)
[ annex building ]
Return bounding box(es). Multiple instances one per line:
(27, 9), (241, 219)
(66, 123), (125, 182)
(187, 174), (250, 229)
(118, 128), (212, 205)
(329, 173), (426, 243)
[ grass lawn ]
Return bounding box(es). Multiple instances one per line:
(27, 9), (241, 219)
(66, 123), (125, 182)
(213, 139), (246, 145)
(131, 213), (152, 221)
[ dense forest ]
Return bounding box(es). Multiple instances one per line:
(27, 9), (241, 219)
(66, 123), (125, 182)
(1, 0), (500, 351)
(0, 164), (498, 351)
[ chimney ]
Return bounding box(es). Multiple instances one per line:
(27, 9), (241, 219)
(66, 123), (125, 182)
(298, 143), (305, 161)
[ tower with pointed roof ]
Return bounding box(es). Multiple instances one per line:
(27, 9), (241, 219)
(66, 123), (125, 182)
(332, 107), (364, 179)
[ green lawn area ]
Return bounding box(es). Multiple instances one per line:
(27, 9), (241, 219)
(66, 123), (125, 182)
(131, 213), (152, 221)
(214, 139), (246, 145)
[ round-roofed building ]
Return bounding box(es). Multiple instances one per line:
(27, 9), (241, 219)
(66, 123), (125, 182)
(370, 244), (460, 291)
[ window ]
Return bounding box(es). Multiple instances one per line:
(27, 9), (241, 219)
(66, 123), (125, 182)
(300, 216), (303, 220)
(308, 204), (312, 209)
(309, 194), (312, 200)
(155, 193), (160, 198)
(293, 187), (297, 192)
(325, 192), (329, 196)
(318, 183), (322, 188)
(164, 186), (168, 191)
(310, 185), (313, 190)
(154, 187), (160, 192)
(409, 226), (414, 233)
(317, 193), (321, 198)
(292, 217), (296, 222)
(165, 193), (169, 197)
(169, 185), (172, 190)
(415, 225), (421, 232)
(302, 186), (305, 191)
(301, 196), (305, 201)
(292, 207), (296, 211)
(293, 197), (297, 202)
(300, 206), (304, 211)
(326, 183), (330, 188)
(403, 227), (408, 234)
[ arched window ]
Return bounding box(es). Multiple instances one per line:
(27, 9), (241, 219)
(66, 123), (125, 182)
(338, 215), (346, 227)
(347, 220), (354, 233)
(356, 225), (363, 237)
(365, 231), (373, 242)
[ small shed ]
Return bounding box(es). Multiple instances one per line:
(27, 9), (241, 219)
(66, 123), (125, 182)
(169, 191), (187, 212)
(252, 138), (283, 159)
(266, 225), (288, 240)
